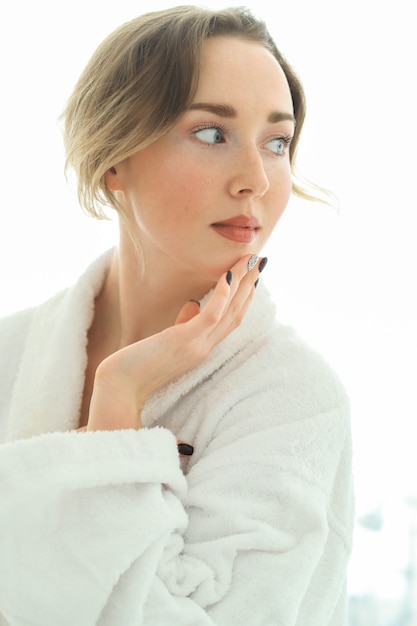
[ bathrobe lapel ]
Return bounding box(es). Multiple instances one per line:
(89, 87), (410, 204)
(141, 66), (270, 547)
(6, 249), (277, 438)
(6, 251), (112, 440)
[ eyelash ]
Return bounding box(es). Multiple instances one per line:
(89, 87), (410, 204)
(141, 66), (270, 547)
(192, 123), (227, 144)
(192, 124), (293, 155)
(268, 135), (293, 155)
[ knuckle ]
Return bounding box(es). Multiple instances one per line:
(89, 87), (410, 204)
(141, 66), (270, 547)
(233, 310), (245, 327)
(185, 339), (209, 364)
(204, 308), (221, 327)
(229, 301), (249, 328)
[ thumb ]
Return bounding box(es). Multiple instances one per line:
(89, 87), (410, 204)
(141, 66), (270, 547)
(175, 299), (201, 325)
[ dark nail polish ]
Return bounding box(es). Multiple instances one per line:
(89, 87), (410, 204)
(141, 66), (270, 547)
(226, 270), (233, 285)
(259, 257), (268, 273)
(254, 278), (259, 289)
(178, 443), (194, 456)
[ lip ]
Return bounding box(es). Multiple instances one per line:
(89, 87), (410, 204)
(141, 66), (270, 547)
(212, 215), (261, 229)
(211, 215), (260, 243)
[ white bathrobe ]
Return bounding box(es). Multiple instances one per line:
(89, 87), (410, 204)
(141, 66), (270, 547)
(0, 250), (353, 626)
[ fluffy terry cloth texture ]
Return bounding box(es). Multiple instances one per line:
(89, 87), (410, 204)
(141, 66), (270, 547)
(0, 250), (354, 626)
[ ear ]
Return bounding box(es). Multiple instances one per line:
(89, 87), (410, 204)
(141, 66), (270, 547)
(104, 165), (123, 192)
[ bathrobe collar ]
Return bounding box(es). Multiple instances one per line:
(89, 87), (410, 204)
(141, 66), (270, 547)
(7, 250), (277, 439)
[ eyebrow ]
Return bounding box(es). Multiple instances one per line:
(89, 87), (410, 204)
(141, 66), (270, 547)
(188, 102), (296, 125)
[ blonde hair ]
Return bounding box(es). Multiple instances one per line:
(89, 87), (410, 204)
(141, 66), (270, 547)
(63, 5), (325, 219)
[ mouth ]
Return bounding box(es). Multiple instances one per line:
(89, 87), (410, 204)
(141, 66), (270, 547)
(211, 215), (261, 243)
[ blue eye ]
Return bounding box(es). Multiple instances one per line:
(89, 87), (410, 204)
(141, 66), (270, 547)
(266, 136), (291, 156)
(194, 126), (224, 144)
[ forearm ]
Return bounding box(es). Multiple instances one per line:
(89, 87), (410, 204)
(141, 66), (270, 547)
(0, 428), (186, 626)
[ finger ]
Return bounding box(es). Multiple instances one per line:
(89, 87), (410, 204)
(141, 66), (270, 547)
(230, 254), (267, 290)
(226, 254), (267, 299)
(225, 254), (268, 315)
(224, 253), (260, 292)
(200, 254), (259, 327)
(202, 255), (266, 344)
(175, 299), (201, 325)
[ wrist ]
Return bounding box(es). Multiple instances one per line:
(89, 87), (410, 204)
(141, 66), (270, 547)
(87, 373), (143, 431)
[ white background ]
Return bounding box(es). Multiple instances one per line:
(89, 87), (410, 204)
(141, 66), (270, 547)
(1, 0), (416, 605)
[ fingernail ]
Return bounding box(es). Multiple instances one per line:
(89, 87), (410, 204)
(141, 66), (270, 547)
(189, 299), (200, 307)
(254, 278), (259, 289)
(226, 270), (233, 285)
(247, 254), (258, 271)
(259, 257), (268, 273)
(177, 443), (194, 456)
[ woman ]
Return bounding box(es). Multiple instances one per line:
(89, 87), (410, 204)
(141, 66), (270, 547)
(0, 6), (353, 625)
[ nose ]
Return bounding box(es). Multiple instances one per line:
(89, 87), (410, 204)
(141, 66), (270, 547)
(228, 147), (270, 198)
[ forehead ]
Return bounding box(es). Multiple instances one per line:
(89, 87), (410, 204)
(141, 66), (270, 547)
(195, 36), (293, 110)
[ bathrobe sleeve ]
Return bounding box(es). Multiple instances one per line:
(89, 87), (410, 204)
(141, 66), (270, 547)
(0, 394), (352, 626)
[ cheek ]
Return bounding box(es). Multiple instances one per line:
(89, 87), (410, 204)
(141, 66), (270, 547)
(269, 166), (292, 213)
(168, 165), (217, 211)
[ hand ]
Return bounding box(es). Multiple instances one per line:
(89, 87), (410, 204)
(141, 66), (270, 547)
(85, 254), (265, 432)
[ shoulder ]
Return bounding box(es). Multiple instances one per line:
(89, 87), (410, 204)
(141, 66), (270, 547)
(0, 249), (113, 363)
(0, 306), (35, 347)
(255, 320), (349, 412)
(206, 310), (352, 498)
(0, 306), (37, 381)
(0, 287), (70, 355)
(144, 282), (348, 428)
(207, 319), (350, 466)
(0, 292), (68, 411)
(0, 250), (113, 428)
(224, 283), (349, 418)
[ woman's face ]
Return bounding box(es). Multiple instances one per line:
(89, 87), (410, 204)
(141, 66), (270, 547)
(110, 36), (295, 283)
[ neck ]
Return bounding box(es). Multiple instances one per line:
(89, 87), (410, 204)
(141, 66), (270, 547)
(94, 226), (215, 353)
